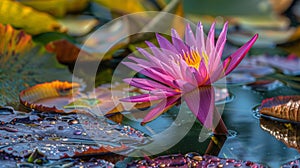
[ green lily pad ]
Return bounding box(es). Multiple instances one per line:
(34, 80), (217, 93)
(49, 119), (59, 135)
(0, 24), (72, 107)
(64, 98), (100, 109)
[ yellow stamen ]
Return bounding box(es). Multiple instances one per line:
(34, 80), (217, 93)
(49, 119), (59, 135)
(181, 49), (207, 69)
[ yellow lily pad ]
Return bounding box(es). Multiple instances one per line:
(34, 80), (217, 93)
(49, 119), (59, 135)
(64, 98), (100, 109)
(0, 0), (65, 35)
(19, 0), (89, 17)
(92, 0), (160, 14)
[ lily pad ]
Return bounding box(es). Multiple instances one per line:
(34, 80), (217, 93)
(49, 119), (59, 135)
(19, 0), (89, 17)
(0, 24), (72, 107)
(58, 15), (100, 36)
(92, 0), (161, 15)
(0, 0), (65, 35)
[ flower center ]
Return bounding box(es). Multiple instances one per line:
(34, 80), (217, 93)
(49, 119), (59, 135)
(181, 49), (208, 69)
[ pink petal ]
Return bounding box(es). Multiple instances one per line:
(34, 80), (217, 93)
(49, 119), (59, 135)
(122, 61), (143, 72)
(211, 22), (228, 72)
(224, 34), (258, 75)
(184, 67), (199, 86)
(136, 47), (178, 78)
(206, 22), (216, 58)
(123, 61), (176, 88)
(128, 56), (152, 67)
(173, 79), (197, 93)
(209, 63), (225, 83)
(185, 23), (196, 47)
(196, 22), (206, 53)
(215, 22), (228, 58)
(141, 67), (177, 88)
(183, 86), (215, 128)
(155, 33), (177, 52)
(197, 60), (210, 85)
(141, 95), (180, 125)
(171, 29), (189, 54)
(171, 28), (182, 40)
(145, 41), (180, 62)
(130, 52), (165, 73)
(123, 78), (174, 91)
(136, 47), (154, 60)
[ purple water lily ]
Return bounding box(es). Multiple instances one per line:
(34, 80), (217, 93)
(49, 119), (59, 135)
(121, 21), (258, 129)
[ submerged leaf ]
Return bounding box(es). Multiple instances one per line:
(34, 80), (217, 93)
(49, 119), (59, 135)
(0, 0), (65, 34)
(0, 24), (71, 106)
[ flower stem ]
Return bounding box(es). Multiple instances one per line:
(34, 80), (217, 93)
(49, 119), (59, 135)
(212, 107), (228, 135)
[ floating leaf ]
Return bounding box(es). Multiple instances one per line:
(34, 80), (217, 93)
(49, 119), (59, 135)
(0, 24), (32, 58)
(259, 95), (300, 122)
(228, 27), (295, 47)
(268, 0), (293, 14)
(0, 112), (150, 160)
(58, 15), (100, 36)
(90, 2), (112, 21)
(0, 0), (65, 35)
(0, 24), (71, 106)
(234, 16), (290, 30)
(72, 144), (128, 157)
(45, 39), (93, 65)
(19, 81), (83, 114)
(245, 79), (283, 91)
(0, 106), (30, 124)
(64, 98), (100, 109)
(19, 0), (89, 17)
(19, 81), (151, 118)
(254, 55), (300, 76)
(92, 0), (160, 15)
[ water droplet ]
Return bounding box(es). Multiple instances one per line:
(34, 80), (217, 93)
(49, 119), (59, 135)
(227, 130), (238, 138)
(193, 156), (203, 161)
(57, 146), (68, 152)
(207, 163), (216, 168)
(73, 130), (82, 135)
(69, 120), (79, 125)
(252, 105), (261, 120)
(58, 126), (64, 130)
(185, 152), (201, 159)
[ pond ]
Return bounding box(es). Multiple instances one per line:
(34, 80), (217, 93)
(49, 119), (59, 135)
(1, 0), (300, 167)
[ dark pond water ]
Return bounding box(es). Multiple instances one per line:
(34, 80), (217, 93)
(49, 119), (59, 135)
(118, 80), (300, 167)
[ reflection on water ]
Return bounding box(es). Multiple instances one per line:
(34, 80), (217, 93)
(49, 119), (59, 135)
(220, 87), (300, 167)
(260, 117), (300, 153)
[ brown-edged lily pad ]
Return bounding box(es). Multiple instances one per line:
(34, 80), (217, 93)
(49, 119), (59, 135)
(19, 81), (82, 114)
(259, 95), (300, 122)
(19, 81), (151, 118)
(0, 24), (72, 107)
